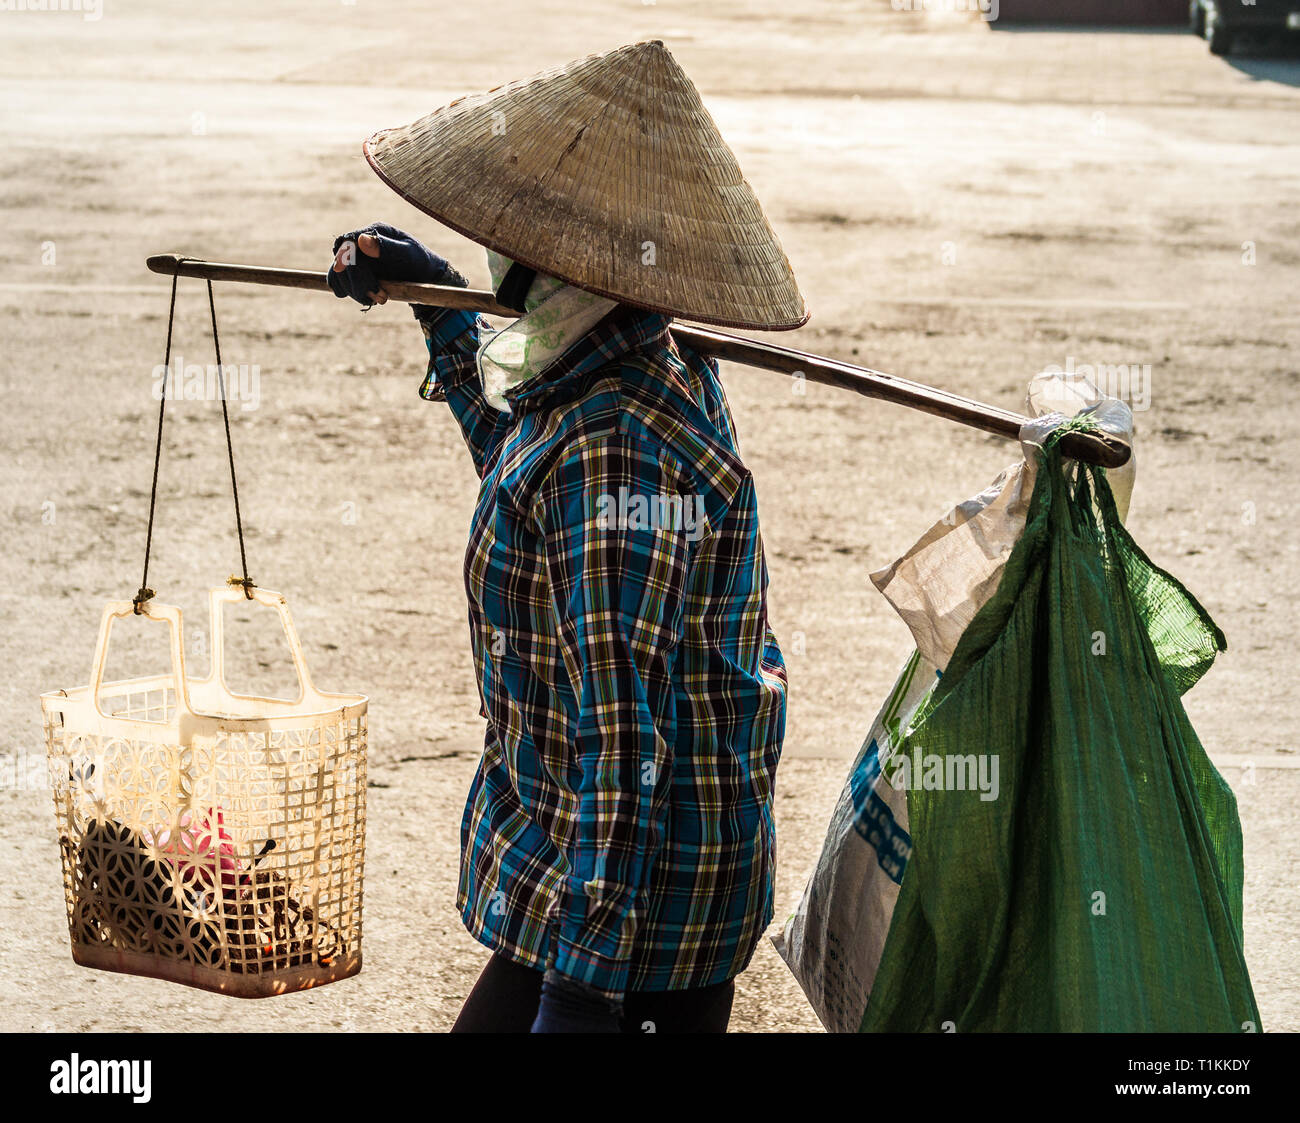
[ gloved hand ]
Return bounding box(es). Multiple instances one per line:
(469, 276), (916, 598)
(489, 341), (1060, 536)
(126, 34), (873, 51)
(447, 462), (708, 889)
(530, 969), (624, 1034)
(327, 222), (468, 309)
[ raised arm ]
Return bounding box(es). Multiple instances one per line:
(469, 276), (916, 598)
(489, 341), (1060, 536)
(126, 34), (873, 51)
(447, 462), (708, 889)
(328, 223), (509, 477)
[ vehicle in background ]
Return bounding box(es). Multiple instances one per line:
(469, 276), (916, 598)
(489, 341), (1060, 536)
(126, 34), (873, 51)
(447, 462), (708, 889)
(1190, 1), (1300, 56)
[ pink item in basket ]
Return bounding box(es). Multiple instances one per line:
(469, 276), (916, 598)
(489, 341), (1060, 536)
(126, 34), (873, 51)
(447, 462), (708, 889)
(144, 806), (241, 894)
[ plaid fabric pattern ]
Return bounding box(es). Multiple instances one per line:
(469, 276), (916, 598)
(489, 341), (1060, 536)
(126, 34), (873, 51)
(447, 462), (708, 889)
(417, 303), (786, 997)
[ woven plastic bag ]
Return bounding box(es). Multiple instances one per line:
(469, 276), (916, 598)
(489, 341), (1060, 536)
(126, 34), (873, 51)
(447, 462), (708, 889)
(773, 380), (1134, 1031)
(41, 585), (368, 998)
(871, 375), (1136, 673)
(861, 423), (1260, 1032)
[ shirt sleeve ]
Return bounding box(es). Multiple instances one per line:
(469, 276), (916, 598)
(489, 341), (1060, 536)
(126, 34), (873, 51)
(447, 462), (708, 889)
(533, 430), (694, 998)
(415, 306), (510, 478)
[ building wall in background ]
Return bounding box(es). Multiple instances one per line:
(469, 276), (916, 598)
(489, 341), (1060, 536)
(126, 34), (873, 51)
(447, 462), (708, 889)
(994, 0), (1185, 23)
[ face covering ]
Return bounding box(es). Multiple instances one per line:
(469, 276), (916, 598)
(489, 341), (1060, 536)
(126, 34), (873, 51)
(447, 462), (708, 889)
(476, 250), (617, 412)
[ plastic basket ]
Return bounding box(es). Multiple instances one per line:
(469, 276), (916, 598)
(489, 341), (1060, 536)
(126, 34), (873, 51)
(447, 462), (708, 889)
(40, 585), (367, 998)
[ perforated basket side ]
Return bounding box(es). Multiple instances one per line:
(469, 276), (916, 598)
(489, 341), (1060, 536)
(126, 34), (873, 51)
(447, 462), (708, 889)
(41, 591), (369, 997)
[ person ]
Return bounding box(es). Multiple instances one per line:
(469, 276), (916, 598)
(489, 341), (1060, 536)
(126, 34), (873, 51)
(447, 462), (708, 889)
(328, 41), (807, 1033)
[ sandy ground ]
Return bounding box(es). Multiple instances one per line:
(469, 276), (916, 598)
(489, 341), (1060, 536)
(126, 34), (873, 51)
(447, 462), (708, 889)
(1, 1), (1297, 1032)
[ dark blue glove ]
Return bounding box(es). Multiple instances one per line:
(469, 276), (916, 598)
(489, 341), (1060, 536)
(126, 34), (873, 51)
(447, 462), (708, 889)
(530, 970), (623, 1034)
(327, 222), (468, 308)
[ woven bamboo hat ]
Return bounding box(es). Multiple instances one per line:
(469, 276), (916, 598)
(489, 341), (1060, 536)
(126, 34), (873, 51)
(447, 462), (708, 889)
(363, 41), (807, 331)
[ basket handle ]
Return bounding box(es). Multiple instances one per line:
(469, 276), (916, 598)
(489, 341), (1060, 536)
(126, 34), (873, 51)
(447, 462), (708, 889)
(208, 585), (325, 706)
(88, 599), (195, 722)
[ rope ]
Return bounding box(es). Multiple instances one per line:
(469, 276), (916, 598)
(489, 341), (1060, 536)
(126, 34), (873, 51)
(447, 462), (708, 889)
(135, 265), (254, 613)
(206, 279), (254, 599)
(135, 272), (178, 614)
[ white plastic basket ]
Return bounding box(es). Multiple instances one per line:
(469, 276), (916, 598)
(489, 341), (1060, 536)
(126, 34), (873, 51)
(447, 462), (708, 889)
(41, 585), (367, 998)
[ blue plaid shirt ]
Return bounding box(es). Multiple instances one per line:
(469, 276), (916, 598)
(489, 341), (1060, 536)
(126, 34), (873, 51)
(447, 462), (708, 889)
(418, 303), (786, 997)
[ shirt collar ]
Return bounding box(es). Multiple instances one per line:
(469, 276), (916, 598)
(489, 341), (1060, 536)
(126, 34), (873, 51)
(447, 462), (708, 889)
(502, 306), (673, 412)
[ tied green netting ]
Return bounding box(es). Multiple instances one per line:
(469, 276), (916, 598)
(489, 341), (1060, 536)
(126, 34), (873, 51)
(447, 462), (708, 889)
(862, 422), (1261, 1033)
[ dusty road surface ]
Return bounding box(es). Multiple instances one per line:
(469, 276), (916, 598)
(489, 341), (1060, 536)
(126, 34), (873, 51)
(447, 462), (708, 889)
(1, 2), (1297, 1032)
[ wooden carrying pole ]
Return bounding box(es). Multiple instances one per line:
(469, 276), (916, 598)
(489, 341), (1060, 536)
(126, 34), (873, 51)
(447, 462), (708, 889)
(146, 254), (1131, 469)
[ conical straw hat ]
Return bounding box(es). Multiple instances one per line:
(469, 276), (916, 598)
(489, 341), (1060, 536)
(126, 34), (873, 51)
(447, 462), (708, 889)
(363, 41), (808, 331)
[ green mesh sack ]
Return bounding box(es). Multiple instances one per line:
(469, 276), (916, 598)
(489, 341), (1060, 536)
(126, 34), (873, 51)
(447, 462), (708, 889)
(861, 424), (1261, 1033)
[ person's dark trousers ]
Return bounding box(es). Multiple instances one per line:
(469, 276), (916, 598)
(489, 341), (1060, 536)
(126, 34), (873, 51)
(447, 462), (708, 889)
(451, 952), (736, 1033)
